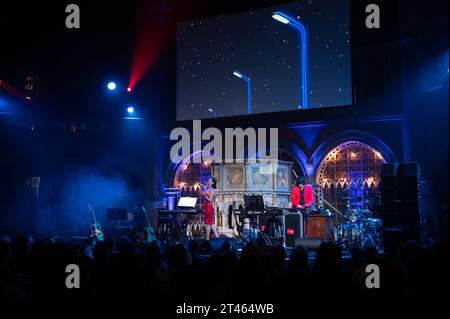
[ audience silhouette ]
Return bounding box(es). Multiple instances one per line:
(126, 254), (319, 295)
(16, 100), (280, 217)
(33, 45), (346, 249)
(0, 234), (448, 300)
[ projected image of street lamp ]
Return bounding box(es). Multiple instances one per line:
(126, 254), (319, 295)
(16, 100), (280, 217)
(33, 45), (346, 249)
(208, 107), (218, 117)
(233, 70), (251, 114)
(272, 11), (308, 109)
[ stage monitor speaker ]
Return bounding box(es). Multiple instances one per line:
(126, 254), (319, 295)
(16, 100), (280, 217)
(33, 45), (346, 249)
(106, 208), (128, 221)
(202, 238), (233, 253)
(380, 162), (421, 254)
(295, 237), (322, 250)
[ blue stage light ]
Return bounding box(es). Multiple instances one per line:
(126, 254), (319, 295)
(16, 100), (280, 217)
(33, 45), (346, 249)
(107, 82), (117, 90)
(127, 106), (134, 114)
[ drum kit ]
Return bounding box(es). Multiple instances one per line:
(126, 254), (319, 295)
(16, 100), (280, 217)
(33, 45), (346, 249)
(334, 196), (383, 250)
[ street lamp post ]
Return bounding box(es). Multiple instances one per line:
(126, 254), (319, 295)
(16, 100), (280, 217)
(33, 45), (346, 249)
(272, 11), (308, 109)
(208, 107), (218, 117)
(233, 70), (251, 114)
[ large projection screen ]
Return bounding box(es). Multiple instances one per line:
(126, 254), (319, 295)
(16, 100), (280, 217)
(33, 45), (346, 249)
(177, 0), (352, 120)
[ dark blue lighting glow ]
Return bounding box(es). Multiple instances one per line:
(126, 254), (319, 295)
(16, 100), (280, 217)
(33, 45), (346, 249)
(122, 116), (143, 120)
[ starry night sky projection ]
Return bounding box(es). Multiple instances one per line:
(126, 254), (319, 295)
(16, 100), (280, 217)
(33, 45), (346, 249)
(177, 0), (351, 120)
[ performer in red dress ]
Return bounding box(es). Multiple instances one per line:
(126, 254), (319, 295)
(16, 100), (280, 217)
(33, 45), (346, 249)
(291, 176), (314, 209)
(203, 177), (219, 240)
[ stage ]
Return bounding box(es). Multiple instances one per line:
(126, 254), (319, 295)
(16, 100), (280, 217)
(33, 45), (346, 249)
(0, 0), (448, 302)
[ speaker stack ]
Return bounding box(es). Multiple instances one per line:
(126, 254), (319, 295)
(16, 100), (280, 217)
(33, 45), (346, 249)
(380, 163), (421, 255)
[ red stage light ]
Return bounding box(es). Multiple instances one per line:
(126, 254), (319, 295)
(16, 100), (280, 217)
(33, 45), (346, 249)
(287, 228), (295, 235)
(126, 87), (132, 92)
(129, 2), (172, 89)
(0, 80), (27, 100)
(261, 225), (266, 231)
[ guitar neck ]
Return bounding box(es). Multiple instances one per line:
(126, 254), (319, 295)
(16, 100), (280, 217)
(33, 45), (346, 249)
(88, 204), (98, 224)
(144, 208), (151, 226)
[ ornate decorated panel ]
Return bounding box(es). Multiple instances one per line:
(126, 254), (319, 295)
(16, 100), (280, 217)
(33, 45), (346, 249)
(222, 165), (246, 191)
(274, 164), (290, 192)
(212, 161), (292, 233)
(246, 163), (273, 192)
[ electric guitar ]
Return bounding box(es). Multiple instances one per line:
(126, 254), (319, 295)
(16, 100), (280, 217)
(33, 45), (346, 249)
(88, 204), (104, 242)
(142, 206), (156, 242)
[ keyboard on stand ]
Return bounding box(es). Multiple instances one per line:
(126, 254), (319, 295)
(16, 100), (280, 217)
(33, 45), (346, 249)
(158, 208), (199, 215)
(157, 208), (200, 245)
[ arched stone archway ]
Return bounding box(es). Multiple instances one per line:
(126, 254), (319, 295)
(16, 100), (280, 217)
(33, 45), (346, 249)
(310, 130), (397, 175)
(171, 150), (218, 189)
(314, 140), (388, 213)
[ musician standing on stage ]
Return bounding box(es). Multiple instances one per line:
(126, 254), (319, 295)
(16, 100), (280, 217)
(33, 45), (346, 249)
(291, 176), (314, 210)
(202, 177), (219, 240)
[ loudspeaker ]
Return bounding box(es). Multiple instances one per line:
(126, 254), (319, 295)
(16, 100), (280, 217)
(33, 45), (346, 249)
(295, 237), (322, 250)
(380, 163), (421, 254)
(258, 214), (269, 228)
(26, 177), (53, 236)
(284, 212), (305, 248)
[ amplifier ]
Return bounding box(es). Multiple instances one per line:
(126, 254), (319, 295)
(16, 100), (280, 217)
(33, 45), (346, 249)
(283, 210), (305, 249)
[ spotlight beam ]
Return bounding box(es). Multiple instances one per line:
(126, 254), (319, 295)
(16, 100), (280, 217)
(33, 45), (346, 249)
(0, 80), (28, 101)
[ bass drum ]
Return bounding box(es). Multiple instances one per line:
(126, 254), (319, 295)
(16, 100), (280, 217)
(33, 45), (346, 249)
(336, 221), (363, 250)
(361, 218), (382, 249)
